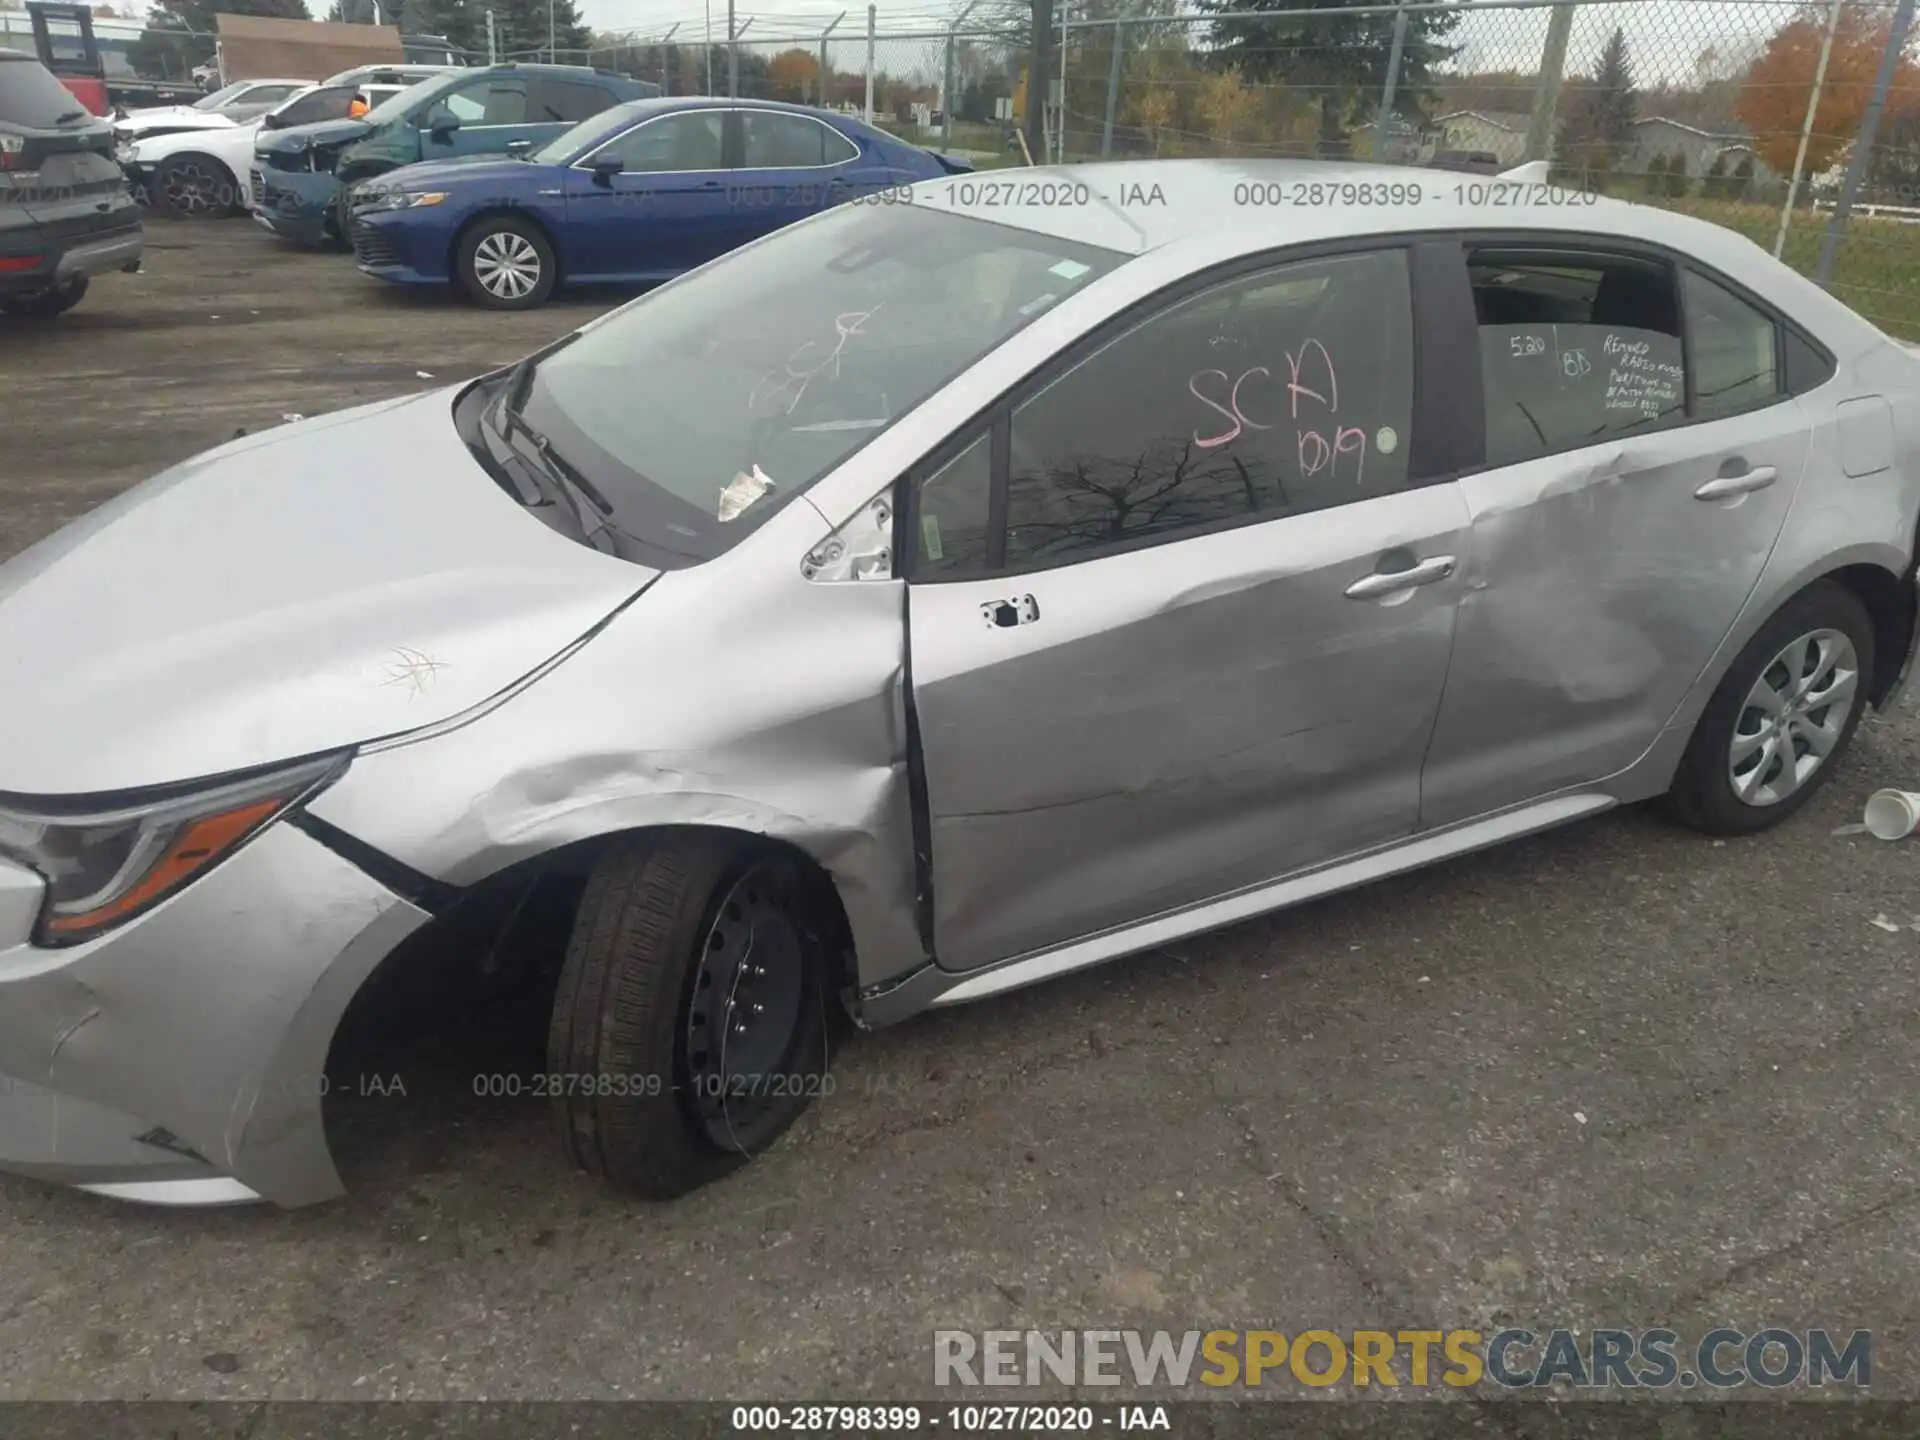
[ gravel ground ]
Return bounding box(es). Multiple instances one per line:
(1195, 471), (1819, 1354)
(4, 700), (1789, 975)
(0, 220), (1916, 1414)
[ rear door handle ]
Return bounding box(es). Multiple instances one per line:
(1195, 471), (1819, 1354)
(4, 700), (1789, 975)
(1344, 555), (1456, 599)
(1695, 465), (1777, 500)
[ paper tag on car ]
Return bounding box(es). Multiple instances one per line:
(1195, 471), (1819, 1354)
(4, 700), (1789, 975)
(718, 465), (775, 523)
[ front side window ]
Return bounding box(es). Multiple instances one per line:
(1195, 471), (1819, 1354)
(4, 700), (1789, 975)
(740, 111), (858, 168)
(1001, 249), (1416, 569)
(603, 111), (724, 172)
(1471, 249), (1686, 465)
(515, 203), (1124, 564)
(429, 78), (526, 127)
(1684, 268), (1781, 417)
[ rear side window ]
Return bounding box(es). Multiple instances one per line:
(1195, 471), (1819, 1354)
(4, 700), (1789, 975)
(532, 78), (614, 123)
(0, 56), (88, 129)
(740, 111), (858, 168)
(1470, 250), (1685, 465)
(275, 87), (352, 126)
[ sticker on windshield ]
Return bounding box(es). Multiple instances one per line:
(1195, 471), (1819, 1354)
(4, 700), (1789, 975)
(1019, 292), (1059, 318)
(718, 464), (775, 523)
(921, 514), (945, 561)
(1376, 426), (1399, 455)
(1049, 259), (1092, 281)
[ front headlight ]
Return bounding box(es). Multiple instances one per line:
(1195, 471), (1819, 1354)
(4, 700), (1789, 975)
(376, 190), (447, 211)
(0, 753), (347, 947)
(114, 142), (136, 166)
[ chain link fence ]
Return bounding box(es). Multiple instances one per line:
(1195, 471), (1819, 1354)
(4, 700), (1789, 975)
(40, 1), (1920, 333)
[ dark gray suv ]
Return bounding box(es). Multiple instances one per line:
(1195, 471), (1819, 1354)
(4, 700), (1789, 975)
(0, 47), (141, 318)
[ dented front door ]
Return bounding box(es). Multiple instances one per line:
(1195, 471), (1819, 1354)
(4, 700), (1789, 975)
(908, 485), (1474, 974)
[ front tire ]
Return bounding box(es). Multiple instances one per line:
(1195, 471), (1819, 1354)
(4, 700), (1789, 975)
(0, 276), (89, 317)
(548, 836), (834, 1200)
(1668, 580), (1874, 835)
(456, 215), (556, 309)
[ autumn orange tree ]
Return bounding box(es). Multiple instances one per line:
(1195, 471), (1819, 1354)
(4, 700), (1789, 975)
(1736, 1), (1920, 177)
(765, 48), (821, 104)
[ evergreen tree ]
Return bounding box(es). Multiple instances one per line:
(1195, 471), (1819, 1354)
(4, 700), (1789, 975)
(1702, 152), (1728, 200)
(1557, 26), (1636, 179)
(1194, 0), (1459, 157)
(1729, 154), (1754, 202)
(487, 0), (590, 62)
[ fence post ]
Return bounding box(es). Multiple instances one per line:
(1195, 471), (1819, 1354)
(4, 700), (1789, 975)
(865, 3), (875, 123)
(727, 0), (738, 97)
(1379, 1), (1409, 124)
(1057, 0), (1070, 162)
(1817, 0), (1917, 283)
(1522, 0), (1576, 165)
(1776, 0), (1846, 258)
(704, 0), (713, 93)
(485, 8), (497, 64)
(1027, 0), (1053, 167)
(1101, 9), (1129, 157)
(821, 12), (844, 109)
(944, 3), (976, 152)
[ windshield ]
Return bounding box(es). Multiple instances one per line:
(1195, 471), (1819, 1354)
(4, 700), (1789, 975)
(515, 203), (1124, 563)
(194, 81), (251, 111)
(362, 73), (450, 125)
(532, 103), (642, 165)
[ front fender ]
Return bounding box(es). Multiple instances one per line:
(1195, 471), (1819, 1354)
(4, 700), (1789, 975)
(303, 497), (928, 994)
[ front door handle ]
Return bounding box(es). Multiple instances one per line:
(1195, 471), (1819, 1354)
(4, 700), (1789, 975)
(1344, 555), (1456, 600)
(1695, 465), (1777, 500)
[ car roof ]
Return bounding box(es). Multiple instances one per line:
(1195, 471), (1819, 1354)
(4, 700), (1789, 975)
(594, 95), (877, 129)
(942, 157), (1886, 354)
(234, 78), (310, 89)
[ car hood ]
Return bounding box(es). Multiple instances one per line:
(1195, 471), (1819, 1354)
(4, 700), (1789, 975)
(0, 389), (655, 796)
(116, 109), (234, 137)
(258, 116), (370, 154)
(386, 154), (547, 188)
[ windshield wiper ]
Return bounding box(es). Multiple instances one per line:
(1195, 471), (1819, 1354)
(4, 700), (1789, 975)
(54, 109), (88, 124)
(497, 362), (612, 516)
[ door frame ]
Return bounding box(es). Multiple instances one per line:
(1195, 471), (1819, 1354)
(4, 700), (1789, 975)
(892, 233), (1478, 969)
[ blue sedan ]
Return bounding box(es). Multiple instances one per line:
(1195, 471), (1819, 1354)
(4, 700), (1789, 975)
(346, 97), (973, 308)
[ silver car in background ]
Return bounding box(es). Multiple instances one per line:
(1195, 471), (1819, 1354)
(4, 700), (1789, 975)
(2, 159), (1917, 1209)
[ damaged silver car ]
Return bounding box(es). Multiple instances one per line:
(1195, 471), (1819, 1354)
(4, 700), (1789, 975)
(4, 159), (1919, 1209)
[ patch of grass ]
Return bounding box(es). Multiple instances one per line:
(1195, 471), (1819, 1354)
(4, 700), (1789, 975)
(1638, 194), (1920, 340)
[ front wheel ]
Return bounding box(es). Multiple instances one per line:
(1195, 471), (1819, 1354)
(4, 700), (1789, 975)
(455, 216), (556, 309)
(547, 836), (835, 1200)
(0, 276), (89, 317)
(151, 153), (240, 218)
(1668, 580), (1875, 835)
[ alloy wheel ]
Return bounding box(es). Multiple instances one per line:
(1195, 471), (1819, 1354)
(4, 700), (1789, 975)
(162, 159), (224, 216)
(472, 230), (542, 300)
(1728, 627), (1859, 807)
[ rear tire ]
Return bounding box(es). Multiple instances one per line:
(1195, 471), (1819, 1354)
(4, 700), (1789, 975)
(1668, 580), (1874, 835)
(547, 835), (834, 1200)
(0, 276), (89, 317)
(455, 215), (556, 310)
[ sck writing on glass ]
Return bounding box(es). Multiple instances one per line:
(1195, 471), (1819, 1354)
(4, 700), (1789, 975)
(1189, 338), (1366, 485)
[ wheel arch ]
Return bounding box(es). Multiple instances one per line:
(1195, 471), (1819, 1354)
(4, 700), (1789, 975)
(320, 822), (859, 1110)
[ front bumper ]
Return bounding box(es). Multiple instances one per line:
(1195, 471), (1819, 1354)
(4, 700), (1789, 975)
(249, 163), (339, 245)
(350, 207), (446, 287)
(0, 822), (428, 1208)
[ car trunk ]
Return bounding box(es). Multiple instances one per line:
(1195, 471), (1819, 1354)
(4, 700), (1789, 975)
(0, 54), (135, 259)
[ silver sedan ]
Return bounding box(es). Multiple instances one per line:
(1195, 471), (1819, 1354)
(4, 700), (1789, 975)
(2, 159), (1917, 1209)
